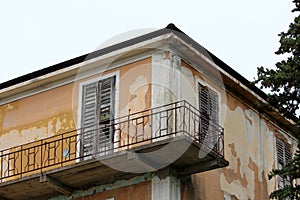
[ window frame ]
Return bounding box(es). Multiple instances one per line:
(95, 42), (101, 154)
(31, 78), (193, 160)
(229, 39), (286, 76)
(196, 78), (221, 151)
(196, 78), (221, 126)
(77, 71), (120, 160)
(276, 137), (292, 189)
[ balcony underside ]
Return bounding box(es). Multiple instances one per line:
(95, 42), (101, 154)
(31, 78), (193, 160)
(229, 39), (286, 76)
(0, 135), (228, 200)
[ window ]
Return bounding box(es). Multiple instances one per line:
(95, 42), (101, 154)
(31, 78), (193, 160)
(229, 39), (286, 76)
(198, 83), (219, 150)
(276, 138), (292, 188)
(80, 76), (116, 157)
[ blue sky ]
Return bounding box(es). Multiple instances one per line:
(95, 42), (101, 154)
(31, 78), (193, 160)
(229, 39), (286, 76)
(0, 1), (295, 83)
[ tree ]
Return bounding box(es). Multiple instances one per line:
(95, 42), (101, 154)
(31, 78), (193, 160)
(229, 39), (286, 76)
(255, 0), (300, 199)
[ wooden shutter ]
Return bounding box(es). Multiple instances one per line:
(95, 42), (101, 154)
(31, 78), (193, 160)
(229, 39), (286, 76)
(276, 138), (292, 167)
(209, 92), (218, 124)
(198, 84), (219, 149)
(199, 84), (218, 123)
(276, 138), (292, 188)
(284, 143), (292, 163)
(81, 76), (115, 157)
(81, 82), (98, 157)
(199, 85), (209, 115)
(97, 76), (115, 153)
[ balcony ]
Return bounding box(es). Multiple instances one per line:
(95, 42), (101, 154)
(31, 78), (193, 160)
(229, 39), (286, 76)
(0, 100), (228, 200)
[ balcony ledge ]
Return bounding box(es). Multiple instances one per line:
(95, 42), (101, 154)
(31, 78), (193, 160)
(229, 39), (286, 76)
(0, 135), (228, 200)
(0, 101), (228, 200)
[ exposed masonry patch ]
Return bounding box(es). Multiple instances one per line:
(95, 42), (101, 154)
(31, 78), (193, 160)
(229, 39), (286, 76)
(49, 173), (151, 200)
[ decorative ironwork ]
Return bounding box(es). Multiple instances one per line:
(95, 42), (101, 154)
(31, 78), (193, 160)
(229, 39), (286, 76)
(0, 100), (224, 183)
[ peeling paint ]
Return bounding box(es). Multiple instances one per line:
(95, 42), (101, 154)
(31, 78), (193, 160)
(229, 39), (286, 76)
(0, 103), (15, 133)
(248, 157), (268, 200)
(0, 112), (75, 150)
(0, 53), (296, 200)
(49, 174), (151, 200)
(181, 60), (282, 199)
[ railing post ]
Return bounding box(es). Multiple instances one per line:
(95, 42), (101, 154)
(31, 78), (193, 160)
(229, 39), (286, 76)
(61, 134), (63, 167)
(127, 111), (130, 149)
(0, 150), (2, 183)
(20, 145), (22, 179)
(0, 100), (225, 182)
(41, 140), (43, 174)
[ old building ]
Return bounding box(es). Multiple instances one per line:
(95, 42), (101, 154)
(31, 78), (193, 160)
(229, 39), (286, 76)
(0, 24), (298, 200)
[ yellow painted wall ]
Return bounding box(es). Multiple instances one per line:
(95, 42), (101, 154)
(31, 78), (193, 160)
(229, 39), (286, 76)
(0, 83), (75, 150)
(0, 57), (152, 181)
(0, 51), (295, 200)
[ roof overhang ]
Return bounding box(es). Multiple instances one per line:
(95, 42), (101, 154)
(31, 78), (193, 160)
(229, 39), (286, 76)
(0, 24), (298, 137)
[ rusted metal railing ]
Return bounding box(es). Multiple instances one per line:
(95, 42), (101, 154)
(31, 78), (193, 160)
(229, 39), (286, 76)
(0, 100), (224, 183)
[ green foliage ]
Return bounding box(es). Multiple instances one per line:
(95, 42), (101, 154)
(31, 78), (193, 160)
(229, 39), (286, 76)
(255, 0), (300, 199)
(268, 143), (300, 199)
(255, 0), (300, 126)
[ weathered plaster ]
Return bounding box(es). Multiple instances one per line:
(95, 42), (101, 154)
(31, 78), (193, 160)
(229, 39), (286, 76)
(0, 113), (75, 150)
(119, 57), (151, 115)
(0, 103), (16, 133)
(181, 66), (196, 107)
(0, 84), (74, 138)
(177, 61), (279, 199)
(49, 174), (151, 200)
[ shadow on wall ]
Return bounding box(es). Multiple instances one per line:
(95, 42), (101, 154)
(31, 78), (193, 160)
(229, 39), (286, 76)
(181, 176), (199, 200)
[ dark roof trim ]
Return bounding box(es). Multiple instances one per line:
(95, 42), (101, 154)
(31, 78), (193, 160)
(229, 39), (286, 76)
(0, 28), (173, 90)
(0, 23), (267, 103)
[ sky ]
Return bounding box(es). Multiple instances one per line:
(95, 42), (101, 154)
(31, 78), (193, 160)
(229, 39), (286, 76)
(0, 1), (295, 84)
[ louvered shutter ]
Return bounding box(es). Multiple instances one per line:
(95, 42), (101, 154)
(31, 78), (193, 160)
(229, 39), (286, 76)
(97, 76), (115, 154)
(199, 85), (209, 114)
(276, 139), (292, 167)
(199, 85), (209, 144)
(276, 139), (285, 167)
(209, 92), (218, 124)
(198, 84), (219, 150)
(81, 82), (98, 157)
(81, 76), (115, 158)
(276, 138), (292, 188)
(284, 144), (292, 164)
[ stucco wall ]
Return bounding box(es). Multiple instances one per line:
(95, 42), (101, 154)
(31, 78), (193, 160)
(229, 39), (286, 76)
(0, 57), (152, 181)
(0, 51), (296, 199)
(0, 83), (75, 150)
(74, 181), (151, 200)
(179, 59), (294, 200)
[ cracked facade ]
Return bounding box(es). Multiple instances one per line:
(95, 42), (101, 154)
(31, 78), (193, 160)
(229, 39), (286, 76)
(0, 25), (298, 200)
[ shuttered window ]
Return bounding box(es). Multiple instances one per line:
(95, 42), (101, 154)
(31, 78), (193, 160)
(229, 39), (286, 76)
(198, 83), (219, 150)
(276, 138), (292, 188)
(80, 76), (115, 157)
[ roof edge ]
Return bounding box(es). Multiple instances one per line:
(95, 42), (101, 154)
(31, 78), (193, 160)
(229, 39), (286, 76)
(0, 23), (298, 133)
